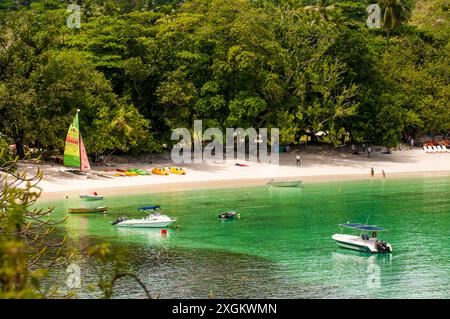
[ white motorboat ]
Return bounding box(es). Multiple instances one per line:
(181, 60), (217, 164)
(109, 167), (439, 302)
(266, 179), (302, 187)
(114, 214), (175, 228)
(111, 205), (176, 228)
(332, 223), (392, 253)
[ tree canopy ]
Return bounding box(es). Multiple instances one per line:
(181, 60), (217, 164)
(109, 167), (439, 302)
(0, 0), (449, 157)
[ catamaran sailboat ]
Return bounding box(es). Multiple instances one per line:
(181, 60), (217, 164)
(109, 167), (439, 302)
(62, 109), (91, 174)
(332, 223), (392, 253)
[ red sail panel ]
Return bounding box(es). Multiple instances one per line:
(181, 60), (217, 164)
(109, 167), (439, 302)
(79, 135), (91, 172)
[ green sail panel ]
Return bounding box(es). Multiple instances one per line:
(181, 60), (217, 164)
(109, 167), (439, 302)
(63, 113), (81, 168)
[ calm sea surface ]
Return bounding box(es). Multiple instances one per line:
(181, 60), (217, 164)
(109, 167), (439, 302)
(38, 176), (450, 298)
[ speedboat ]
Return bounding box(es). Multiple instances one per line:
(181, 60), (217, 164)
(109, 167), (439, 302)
(266, 179), (302, 187)
(79, 192), (103, 201)
(218, 211), (239, 220)
(111, 205), (176, 228)
(332, 223), (392, 253)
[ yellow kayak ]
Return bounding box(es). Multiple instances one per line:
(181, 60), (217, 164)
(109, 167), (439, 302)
(152, 167), (169, 175)
(113, 172), (126, 177)
(68, 206), (108, 214)
(169, 167), (186, 175)
(125, 171), (138, 176)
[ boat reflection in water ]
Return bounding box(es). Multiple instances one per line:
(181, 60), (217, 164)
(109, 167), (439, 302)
(331, 251), (392, 290)
(116, 227), (173, 244)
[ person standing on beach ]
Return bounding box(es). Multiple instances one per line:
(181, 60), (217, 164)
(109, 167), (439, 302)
(296, 153), (301, 166)
(382, 170), (386, 178)
(368, 146), (371, 158)
(371, 168), (374, 177)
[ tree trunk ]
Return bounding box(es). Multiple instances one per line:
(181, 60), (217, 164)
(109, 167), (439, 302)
(386, 28), (390, 50)
(14, 140), (25, 159)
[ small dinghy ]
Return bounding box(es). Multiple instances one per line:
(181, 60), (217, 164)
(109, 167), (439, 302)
(266, 179), (302, 187)
(332, 223), (392, 254)
(79, 192), (103, 201)
(68, 206), (108, 214)
(218, 211), (238, 220)
(111, 205), (176, 228)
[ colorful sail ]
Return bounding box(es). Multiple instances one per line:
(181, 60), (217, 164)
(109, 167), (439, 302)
(79, 134), (91, 171)
(63, 112), (90, 171)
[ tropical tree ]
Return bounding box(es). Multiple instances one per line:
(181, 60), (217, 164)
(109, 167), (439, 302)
(0, 159), (72, 298)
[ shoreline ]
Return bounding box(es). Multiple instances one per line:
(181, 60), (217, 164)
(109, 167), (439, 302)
(39, 170), (450, 201)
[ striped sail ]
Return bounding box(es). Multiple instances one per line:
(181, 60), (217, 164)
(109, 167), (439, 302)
(79, 134), (91, 171)
(63, 112), (90, 171)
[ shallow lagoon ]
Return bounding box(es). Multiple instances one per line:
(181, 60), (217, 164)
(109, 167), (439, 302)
(39, 176), (450, 298)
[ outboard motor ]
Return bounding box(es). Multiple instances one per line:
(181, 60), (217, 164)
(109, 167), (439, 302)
(375, 240), (392, 253)
(111, 216), (128, 226)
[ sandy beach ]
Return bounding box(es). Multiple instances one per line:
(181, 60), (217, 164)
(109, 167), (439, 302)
(23, 148), (450, 200)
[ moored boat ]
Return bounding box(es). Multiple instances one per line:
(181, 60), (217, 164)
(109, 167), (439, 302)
(218, 211), (238, 220)
(79, 192), (103, 201)
(266, 180), (302, 187)
(68, 206), (108, 214)
(111, 205), (176, 228)
(332, 223), (392, 253)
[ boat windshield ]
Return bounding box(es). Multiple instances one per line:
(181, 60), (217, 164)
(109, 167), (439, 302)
(138, 205), (161, 212)
(338, 223), (386, 232)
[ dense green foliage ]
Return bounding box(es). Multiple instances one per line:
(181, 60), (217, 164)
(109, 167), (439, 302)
(0, 0), (449, 157)
(0, 158), (71, 298)
(0, 158), (151, 298)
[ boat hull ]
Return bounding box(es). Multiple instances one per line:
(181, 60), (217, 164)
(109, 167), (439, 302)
(116, 220), (175, 228)
(332, 234), (378, 253)
(68, 206), (108, 214)
(267, 181), (302, 187)
(79, 195), (104, 201)
(334, 240), (373, 253)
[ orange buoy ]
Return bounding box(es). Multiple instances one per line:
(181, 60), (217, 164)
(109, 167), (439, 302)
(161, 229), (167, 235)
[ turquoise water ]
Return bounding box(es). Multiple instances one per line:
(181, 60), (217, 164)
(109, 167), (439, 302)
(39, 176), (450, 298)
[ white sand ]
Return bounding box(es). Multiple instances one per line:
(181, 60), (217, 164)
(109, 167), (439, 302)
(25, 149), (450, 200)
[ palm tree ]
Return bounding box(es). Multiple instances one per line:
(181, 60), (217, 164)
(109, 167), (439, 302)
(110, 106), (133, 136)
(304, 0), (335, 23)
(378, 0), (410, 49)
